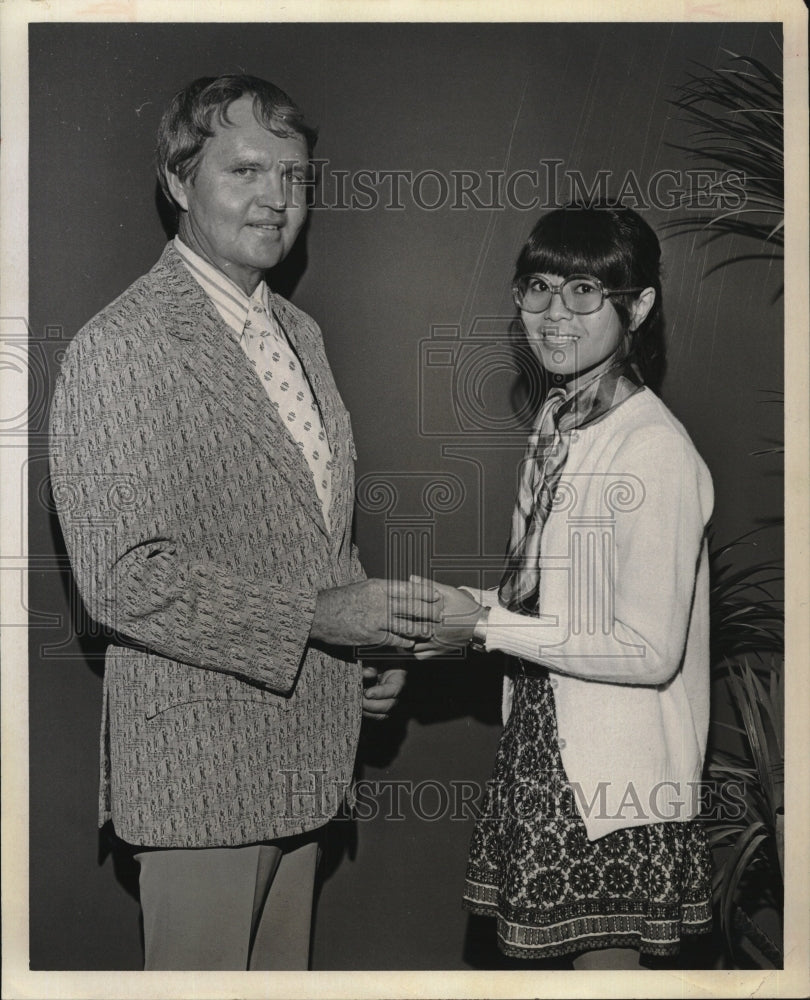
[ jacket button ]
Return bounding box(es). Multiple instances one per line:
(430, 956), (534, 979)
(549, 676), (558, 688)
(558, 738), (566, 749)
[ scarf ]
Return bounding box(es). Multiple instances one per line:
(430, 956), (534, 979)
(498, 361), (645, 614)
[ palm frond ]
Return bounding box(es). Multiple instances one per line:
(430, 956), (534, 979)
(718, 821), (769, 956)
(709, 654), (784, 963)
(665, 51), (784, 262)
(708, 527), (783, 668)
(726, 666), (779, 818)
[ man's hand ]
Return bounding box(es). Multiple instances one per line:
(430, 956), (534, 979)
(310, 578), (443, 650)
(410, 577), (484, 659)
(362, 666), (407, 720)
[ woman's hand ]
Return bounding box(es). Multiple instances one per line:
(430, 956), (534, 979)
(408, 576), (484, 659)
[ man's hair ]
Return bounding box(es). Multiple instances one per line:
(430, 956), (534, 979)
(156, 74), (318, 210)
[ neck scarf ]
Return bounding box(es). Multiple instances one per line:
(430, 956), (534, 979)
(498, 361), (645, 614)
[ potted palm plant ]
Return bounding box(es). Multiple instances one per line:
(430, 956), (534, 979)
(666, 46), (785, 968)
(707, 536), (784, 967)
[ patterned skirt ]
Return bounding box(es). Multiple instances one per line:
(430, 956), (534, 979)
(463, 666), (713, 959)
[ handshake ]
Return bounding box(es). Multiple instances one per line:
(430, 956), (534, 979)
(310, 574), (486, 658)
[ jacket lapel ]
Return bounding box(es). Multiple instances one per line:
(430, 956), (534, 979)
(148, 244), (329, 538)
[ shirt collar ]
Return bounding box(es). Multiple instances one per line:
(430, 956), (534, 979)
(173, 236), (268, 335)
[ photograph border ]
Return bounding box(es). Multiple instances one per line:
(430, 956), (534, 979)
(2, 1), (807, 998)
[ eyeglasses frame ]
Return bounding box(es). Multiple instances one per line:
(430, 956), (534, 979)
(512, 272), (646, 315)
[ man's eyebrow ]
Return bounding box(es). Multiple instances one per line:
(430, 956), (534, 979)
(224, 155), (308, 171)
(227, 156), (265, 168)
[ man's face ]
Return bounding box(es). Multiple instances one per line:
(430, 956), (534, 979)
(169, 94), (309, 294)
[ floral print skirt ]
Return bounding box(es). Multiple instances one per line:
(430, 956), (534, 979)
(463, 666), (713, 959)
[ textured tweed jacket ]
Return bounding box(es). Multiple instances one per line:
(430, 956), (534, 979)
(49, 243), (365, 847)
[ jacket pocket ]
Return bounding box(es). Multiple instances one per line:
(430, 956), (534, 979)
(110, 648), (284, 720)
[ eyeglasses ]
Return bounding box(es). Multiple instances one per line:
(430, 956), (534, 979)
(512, 274), (644, 315)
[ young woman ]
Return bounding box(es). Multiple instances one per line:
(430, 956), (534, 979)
(414, 205), (714, 969)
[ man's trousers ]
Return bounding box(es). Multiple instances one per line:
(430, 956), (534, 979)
(135, 830), (320, 970)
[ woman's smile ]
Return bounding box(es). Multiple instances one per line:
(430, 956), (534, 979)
(540, 326), (579, 346)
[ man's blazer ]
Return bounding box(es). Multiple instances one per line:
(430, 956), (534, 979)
(49, 243), (366, 847)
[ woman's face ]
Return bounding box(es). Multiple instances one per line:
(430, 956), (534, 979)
(519, 273), (628, 380)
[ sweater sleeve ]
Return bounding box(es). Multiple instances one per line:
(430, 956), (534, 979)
(48, 327), (317, 695)
(483, 426), (713, 685)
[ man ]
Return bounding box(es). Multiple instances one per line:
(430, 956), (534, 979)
(48, 75), (439, 971)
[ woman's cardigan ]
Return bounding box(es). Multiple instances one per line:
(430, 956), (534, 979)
(466, 388), (714, 840)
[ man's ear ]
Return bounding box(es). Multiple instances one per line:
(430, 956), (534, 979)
(629, 287), (656, 331)
(166, 171), (189, 213)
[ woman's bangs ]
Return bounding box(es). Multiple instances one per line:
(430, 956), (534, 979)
(522, 245), (627, 290)
(523, 244), (619, 283)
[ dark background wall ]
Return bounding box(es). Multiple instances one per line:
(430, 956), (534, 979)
(28, 21), (783, 970)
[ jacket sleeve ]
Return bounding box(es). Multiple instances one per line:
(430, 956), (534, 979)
(483, 426), (713, 685)
(349, 543), (367, 584)
(48, 325), (317, 695)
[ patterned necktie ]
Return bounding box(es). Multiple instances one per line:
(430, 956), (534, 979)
(498, 363), (644, 614)
(241, 301), (333, 531)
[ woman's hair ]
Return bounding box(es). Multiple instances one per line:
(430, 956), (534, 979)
(515, 203), (666, 388)
(156, 74), (318, 211)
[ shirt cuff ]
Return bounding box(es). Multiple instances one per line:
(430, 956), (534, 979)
(459, 586), (500, 608)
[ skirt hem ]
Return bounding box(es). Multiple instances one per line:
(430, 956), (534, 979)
(463, 892), (713, 959)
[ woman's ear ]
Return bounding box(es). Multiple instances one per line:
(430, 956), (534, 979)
(629, 287), (656, 331)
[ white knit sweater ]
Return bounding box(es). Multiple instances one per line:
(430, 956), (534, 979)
(466, 388), (714, 840)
